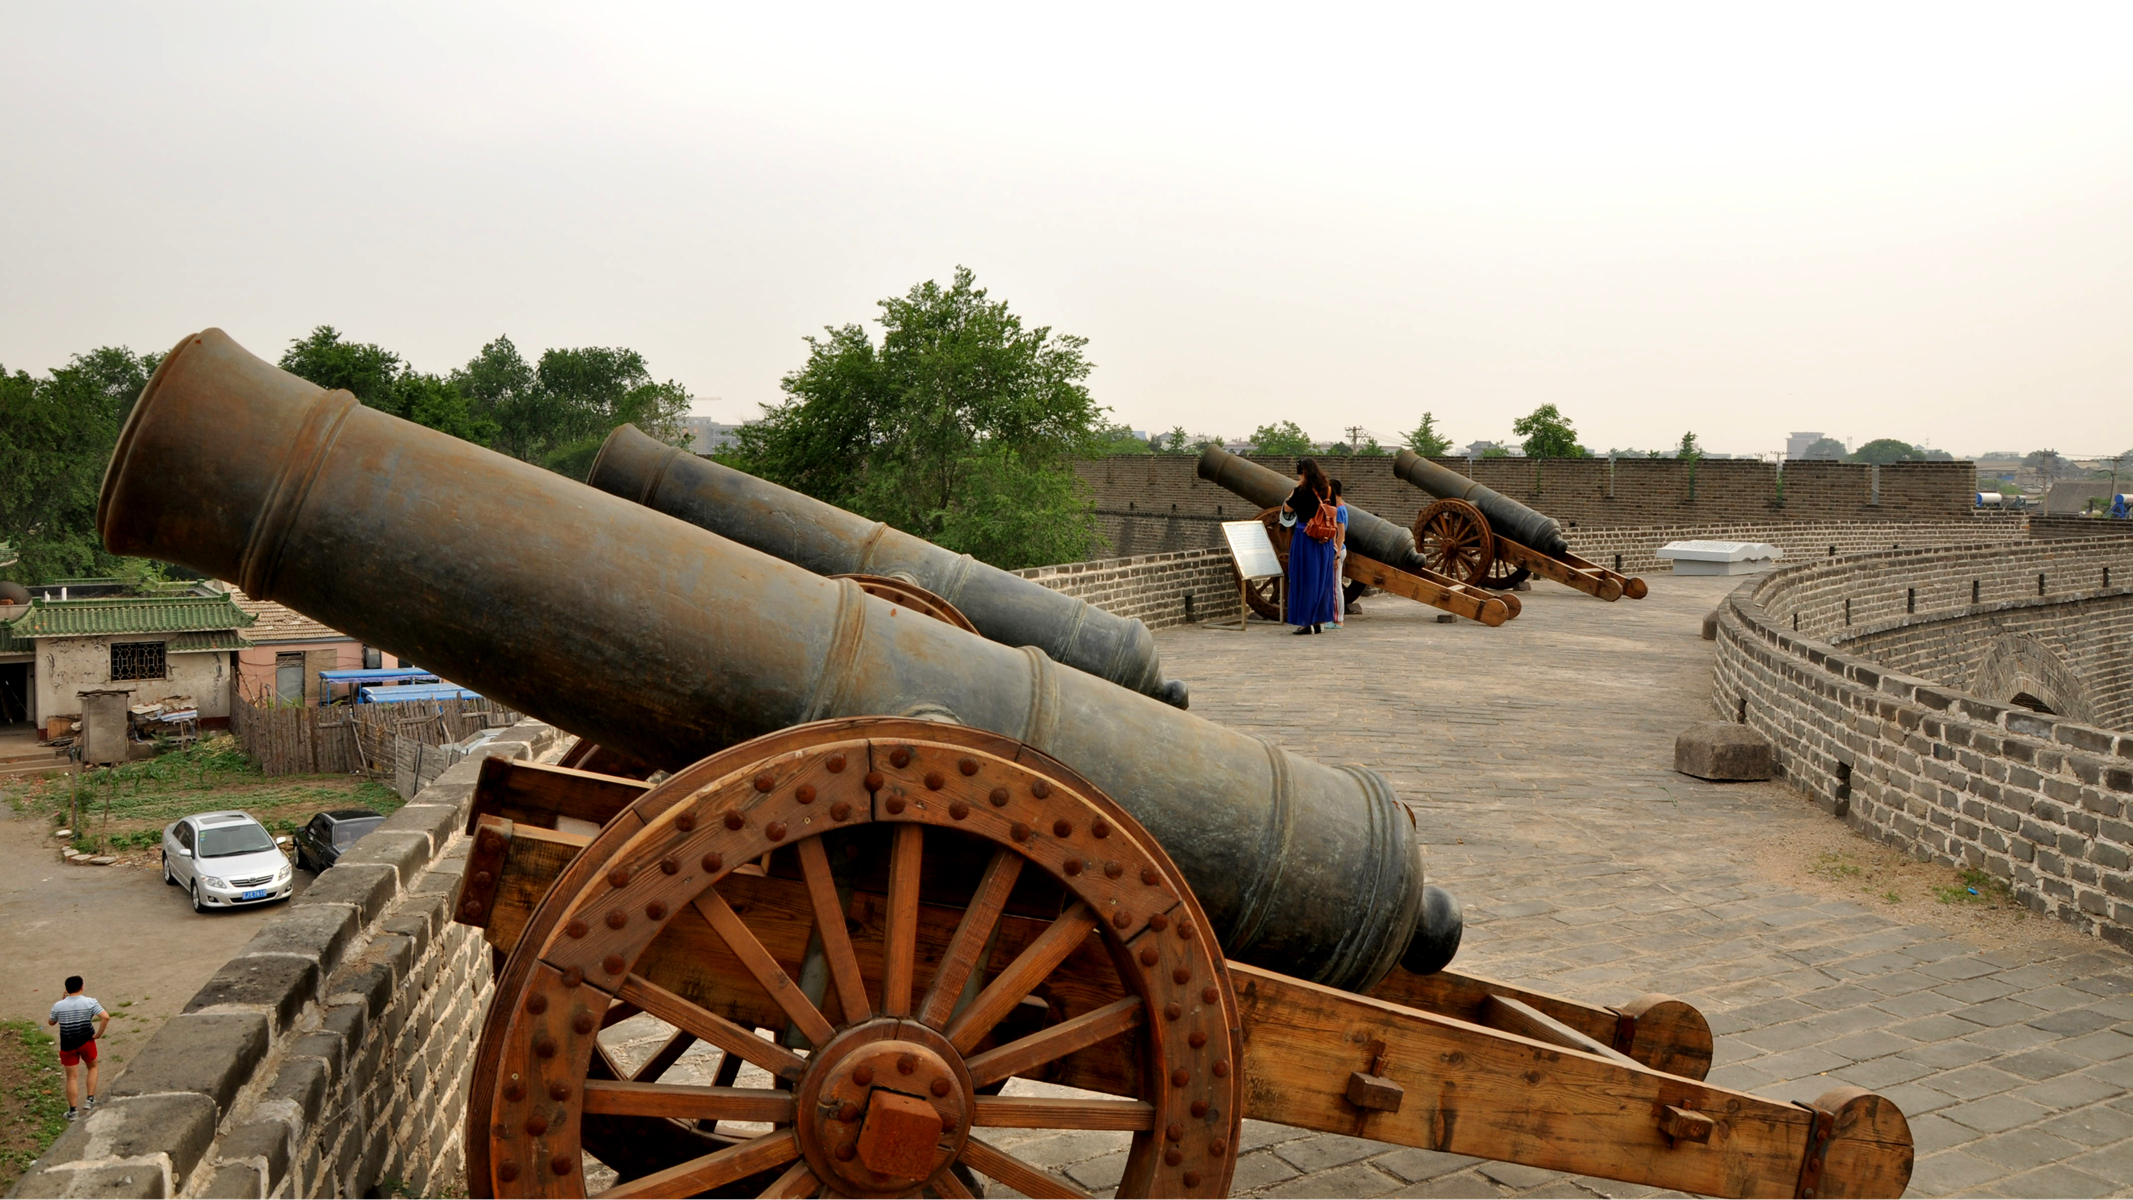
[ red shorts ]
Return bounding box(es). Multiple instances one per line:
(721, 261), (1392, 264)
(59, 1039), (97, 1067)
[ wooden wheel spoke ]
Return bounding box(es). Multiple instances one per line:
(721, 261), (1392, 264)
(958, 1137), (1091, 1200)
(932, 1165), (977, 1198)
(964, 996), (1144, 1087)
(919, 848), (1025, 1030)
(883, 823), (924, 1016)
(583, 1079), (795, 1124)
(618, 973), (808, 1081)
(797, 836), (872, 1024)
(973, 1096), (1156, 1131)
(630, 1029), (698, 1082)
(756, 1160), (818, 1198)
(945, 903), (1098, 1055)
(600, 1000), (643, 1030)
(598, 1129), (801, 1200)
(695, 887), (838, 1047)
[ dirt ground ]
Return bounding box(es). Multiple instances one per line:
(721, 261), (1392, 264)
(1748, 815), (2043, 949)
(0, 750), (374, 1075)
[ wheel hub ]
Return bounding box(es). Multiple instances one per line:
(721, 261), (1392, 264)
(796, 1020), (973, 1196)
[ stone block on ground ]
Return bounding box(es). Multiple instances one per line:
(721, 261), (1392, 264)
(1675, 721), (1773, 781)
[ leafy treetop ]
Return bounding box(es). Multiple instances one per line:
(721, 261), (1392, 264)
(1247, 421), (1315, 455)
(1853, 438), (1924, 464)
(728, 267), (1104, 571)
(1512, 404), (1586, 458)
(1404, 412), (1452, 457)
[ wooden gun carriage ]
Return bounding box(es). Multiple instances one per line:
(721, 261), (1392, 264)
(453, 727), (1910, 1199)
(1393, 451), (1648, 602)
(98, 331), (1910, 1199)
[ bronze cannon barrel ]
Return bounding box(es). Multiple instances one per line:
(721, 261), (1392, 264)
(99, 329), (1446, 992)
(587, 424), (1188, 709)
(1393, 449), (1569, 556)
(1196, 444), (1429, 571)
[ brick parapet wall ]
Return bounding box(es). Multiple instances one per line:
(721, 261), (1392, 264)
(1713, 538), (2133, 949)
(1094, 510), (2025, 576)
(1014, 548), (1241, 631)
(11, 720), (561, 1200)
(1076, 454), (1980, 536)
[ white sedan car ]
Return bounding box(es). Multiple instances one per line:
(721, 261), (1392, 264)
(161, 811), (294, 913)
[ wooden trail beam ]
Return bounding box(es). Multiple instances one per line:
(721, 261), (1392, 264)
(1230, 963), (1910, 1198)
(1371, 967), (1713, 1081)
(1342, 550), (1515, 627)
(466, 756), (650, 834)
(1492, 538), (1648, 602)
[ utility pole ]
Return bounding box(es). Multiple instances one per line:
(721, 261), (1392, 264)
(1344, 425), (1365, 454)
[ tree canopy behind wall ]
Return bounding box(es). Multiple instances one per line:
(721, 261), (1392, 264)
(0, 330), (695, 586)
(727, 267), (1106, 571)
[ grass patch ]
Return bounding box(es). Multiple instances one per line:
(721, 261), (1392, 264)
(0, 1021), (69, 1193)
(2, 734), (400, 856)
(1935, 867), (2017, 907)
(1810, 852), (1863, 883)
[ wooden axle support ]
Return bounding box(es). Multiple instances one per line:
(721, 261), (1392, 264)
(454, 742), (1909, 1199)
(1413, 497), (1648, 602)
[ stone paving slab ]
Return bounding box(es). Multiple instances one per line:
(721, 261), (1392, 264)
(956, 575), (2133, 1197)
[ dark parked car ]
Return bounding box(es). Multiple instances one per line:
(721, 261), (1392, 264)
(291, 808), (385, 872)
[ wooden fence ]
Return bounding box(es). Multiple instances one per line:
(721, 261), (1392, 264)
(229, 694), (523, 782)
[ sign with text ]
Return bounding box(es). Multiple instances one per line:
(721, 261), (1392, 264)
(1222, 520), (1284, 580)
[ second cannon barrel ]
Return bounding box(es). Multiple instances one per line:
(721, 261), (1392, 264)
(1393, 449), (1568, 556)
(590, 424), (1188, 709)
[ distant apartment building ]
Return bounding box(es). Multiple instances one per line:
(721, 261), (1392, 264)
(682, 414), (740, 455)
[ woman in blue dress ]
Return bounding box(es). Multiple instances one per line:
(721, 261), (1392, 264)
(1278, 457), (1341, 634)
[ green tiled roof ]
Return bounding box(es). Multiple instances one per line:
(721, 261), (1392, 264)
(0, 625), (27, 655)
(168, 631), (254, 652)
(5, 595), (257, 639)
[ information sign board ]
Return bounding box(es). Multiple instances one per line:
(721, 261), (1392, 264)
(1222, 520), (1284, 580)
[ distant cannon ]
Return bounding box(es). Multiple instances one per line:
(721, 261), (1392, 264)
(99, 330), (1909, 1199)
(589, 424), (1189, 709)
(1194, 446), (1519, 626)
(1393, 451), (1648, 600)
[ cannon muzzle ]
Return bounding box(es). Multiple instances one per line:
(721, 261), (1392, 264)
(99, 329), (1445, 993)
(1393, 449), (1568, 556)
(587, 424), (1188, 708)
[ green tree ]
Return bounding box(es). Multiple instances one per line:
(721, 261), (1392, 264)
(1482, 446), (1513, 458)
(279, 326), (496, 446)
(526, 346), (693, 478)
(1090, 422), (1152, 454)
(1512, 404), (1586, 458)
(1247, 421), (1315, 455)
(1154, 426), (1193, 454)
(0, 347), (163, 585)
(1676, 431), (1701, 462)
(1854, 438), (1923, 464)
(1404, 412), (1452, 457)
(730, 267), (1103, 570)
(1798, 437), (1847, 461)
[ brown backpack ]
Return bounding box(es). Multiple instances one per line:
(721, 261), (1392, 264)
(1302, 491), (1340, 542)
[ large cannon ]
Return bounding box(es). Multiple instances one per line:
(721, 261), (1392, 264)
(1193, 446), (1519, 626)
(1393, 451), (1648, 600)
(101, 331), (1911, 1199)
(588, 424), (1189, 710)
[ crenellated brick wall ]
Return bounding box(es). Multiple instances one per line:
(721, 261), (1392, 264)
(1075, 454), (1981, 549)
(1015, 548), (1242, 631)
(1713, 536), (2133, 948)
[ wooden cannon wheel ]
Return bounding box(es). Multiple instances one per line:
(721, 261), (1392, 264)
(467, 718), (1244, 1198)
(1414, 499), (1529, 592)
(828, 574), (980, 635)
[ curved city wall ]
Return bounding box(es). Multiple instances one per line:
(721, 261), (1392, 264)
(1713, 536), (2133, 948)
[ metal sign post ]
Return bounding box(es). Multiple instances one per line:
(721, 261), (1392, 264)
(1219, 520), (1284, 632)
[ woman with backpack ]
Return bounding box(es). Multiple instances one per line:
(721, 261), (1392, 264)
(1278, 457), (1341, 634)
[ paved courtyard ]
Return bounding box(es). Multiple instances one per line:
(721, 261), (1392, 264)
(979, 572), (2133, 1198)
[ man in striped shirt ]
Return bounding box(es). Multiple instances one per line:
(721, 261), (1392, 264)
(47, 976), (108, 1121)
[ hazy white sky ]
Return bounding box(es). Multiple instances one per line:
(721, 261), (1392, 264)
(4, 3), (2130, 458)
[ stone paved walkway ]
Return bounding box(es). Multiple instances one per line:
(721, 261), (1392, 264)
(974, 574), (2133, 1198)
